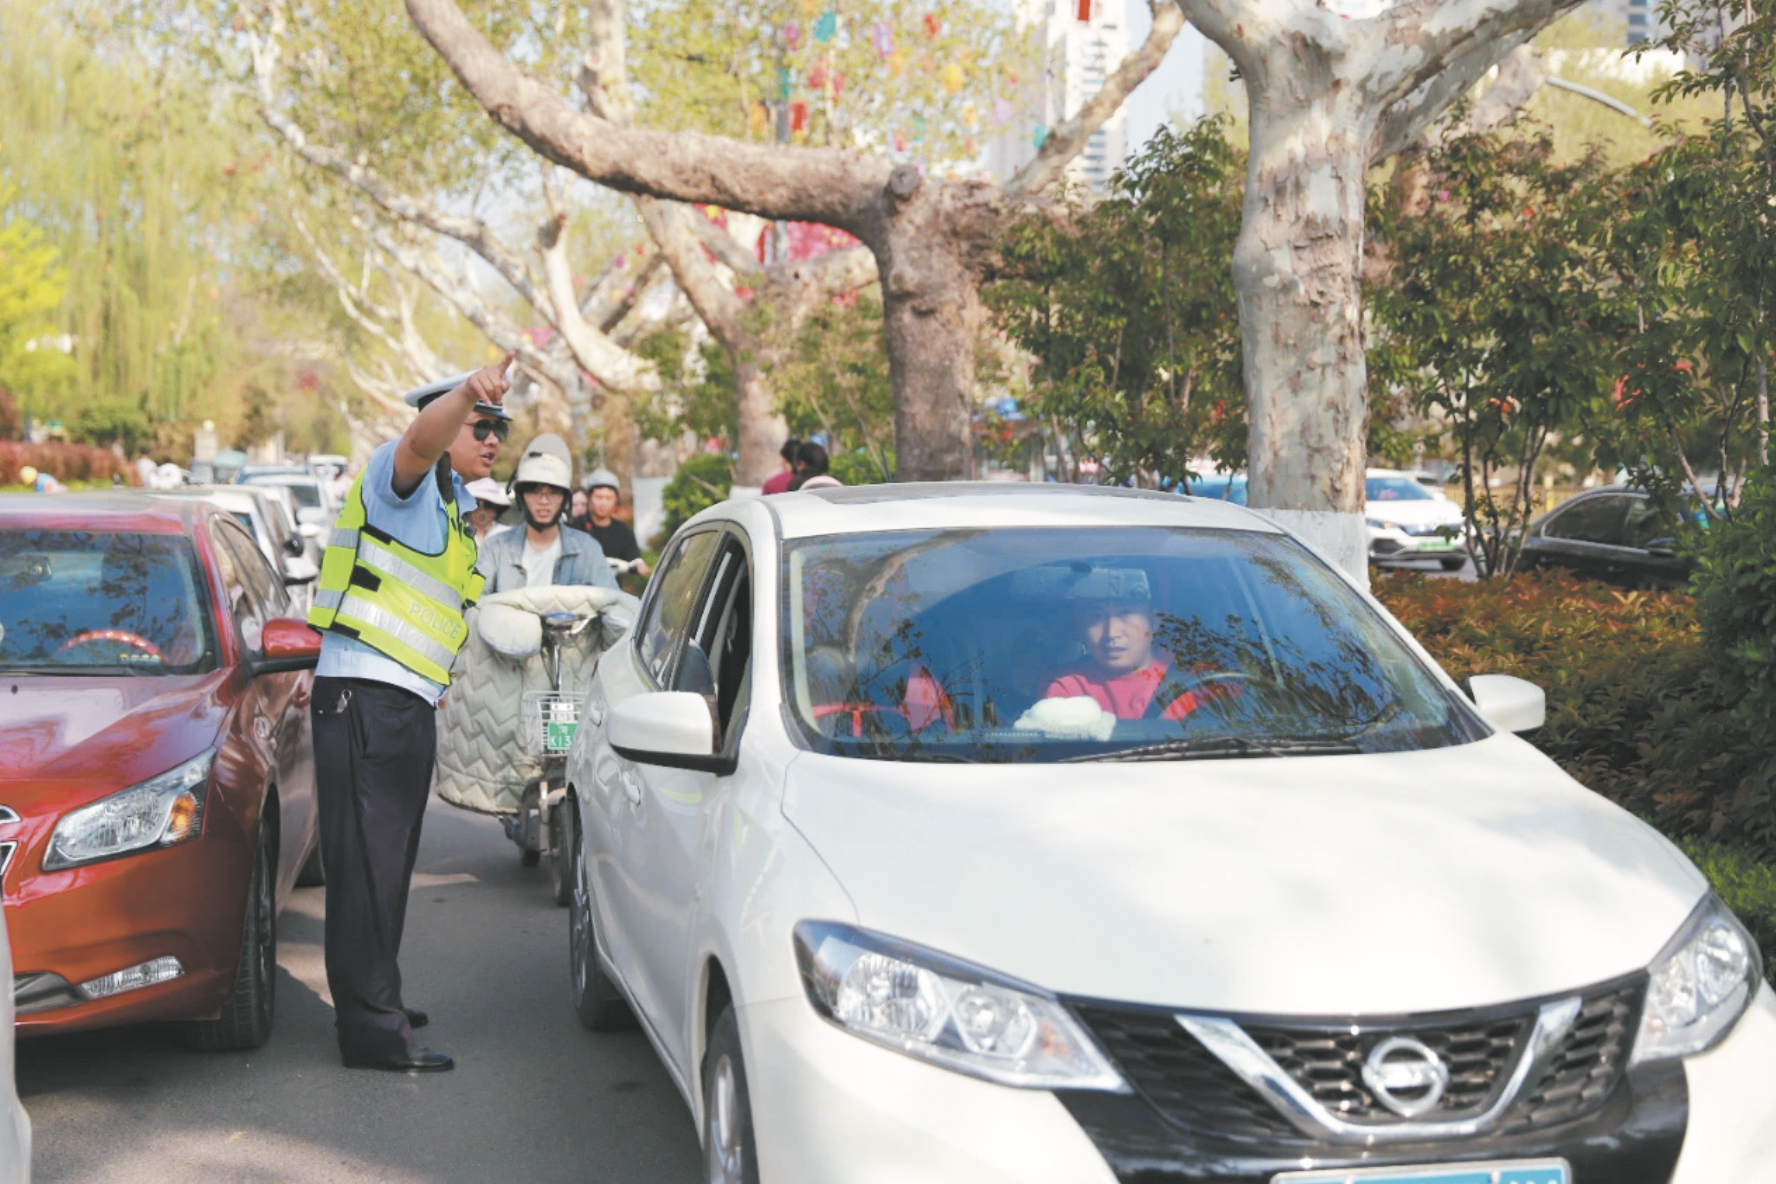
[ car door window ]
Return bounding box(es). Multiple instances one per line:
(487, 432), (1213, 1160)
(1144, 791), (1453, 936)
(1544, 496), (1629, 545)
(210, 524), (267, 656)
(677, 536), (752, 745)
(635, 531), (722, 685)
(232, 523), (292, 616)
(1622, 498), (1676, 549)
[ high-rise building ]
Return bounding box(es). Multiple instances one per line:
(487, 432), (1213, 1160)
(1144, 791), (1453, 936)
(985, 0), (1131, 191)
(1584, 0), (1669, 44)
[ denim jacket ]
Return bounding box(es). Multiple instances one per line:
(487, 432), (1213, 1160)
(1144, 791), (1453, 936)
(476, 524), (619, 595)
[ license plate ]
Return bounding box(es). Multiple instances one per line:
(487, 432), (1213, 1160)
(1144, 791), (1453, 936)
(1416, 537), (1455, 550)
(544, 719), (578, 752)
(1273, 1161), (1568, 1184)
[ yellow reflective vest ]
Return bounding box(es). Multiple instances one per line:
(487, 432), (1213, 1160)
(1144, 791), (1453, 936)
(307, 468), (486, 686)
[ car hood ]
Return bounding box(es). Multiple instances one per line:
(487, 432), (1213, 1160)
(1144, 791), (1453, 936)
(0, 672), (231, 810)
(781, 733), (1704, 1016)
(1367, 499), (1464, 527)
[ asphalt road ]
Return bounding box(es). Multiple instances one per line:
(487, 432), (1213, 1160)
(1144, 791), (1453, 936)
(15, 798), (703, 1184)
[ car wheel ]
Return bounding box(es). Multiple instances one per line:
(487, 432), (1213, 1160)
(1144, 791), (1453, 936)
(294, 834), (325, 888)
(1439, 556), (1466, 572)
(547, 796), (572, 908)
(703, 1006), (760, 1184)
(568, 799), (631, 1031)
(185, 816), (276, 1051)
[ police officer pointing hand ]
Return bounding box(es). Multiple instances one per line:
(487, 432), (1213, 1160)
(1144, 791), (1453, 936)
(305, 357), (514, 1073)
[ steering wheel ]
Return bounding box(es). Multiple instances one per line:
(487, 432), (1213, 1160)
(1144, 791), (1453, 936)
(1154, 670), (1247, 719)
(58, 630), (165, 663)
(812, 703), (912, 738)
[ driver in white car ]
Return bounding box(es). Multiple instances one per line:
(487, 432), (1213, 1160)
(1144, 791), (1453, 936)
(1042, 569), (1229, 722)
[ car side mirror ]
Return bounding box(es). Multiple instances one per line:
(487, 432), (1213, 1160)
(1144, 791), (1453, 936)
(608, 691), (733, 774)
(1464, 674), (1545, 736)
(255, 617), (324, 675)
(299, 522), (323, 539)
(284, 535), (306, 557)
(297, 507), (327, 527)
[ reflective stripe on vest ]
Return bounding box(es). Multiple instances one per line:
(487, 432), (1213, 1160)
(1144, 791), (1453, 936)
(307, 466), (483, 686)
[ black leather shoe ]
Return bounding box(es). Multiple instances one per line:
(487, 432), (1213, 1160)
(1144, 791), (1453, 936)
(403, 1008), (429, 1029)
(343, 1047), (454, 1073)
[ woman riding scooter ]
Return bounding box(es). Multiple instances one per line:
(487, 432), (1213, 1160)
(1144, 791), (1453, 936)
(476, 434), (618, 593)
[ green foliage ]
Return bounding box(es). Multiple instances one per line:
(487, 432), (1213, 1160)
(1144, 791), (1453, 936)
(656, 452), (734, 547)
(71, 397), (152, 453)
(1369, 126), (1624, 577)
(772, 292), (895, 475)
(0, 185), (74, 400)
(829, 445), (892, 485)
(1376, 568), (1776, 859)
(633, 326), (740, 447)
(991, 120), (1245, 487)
(1677, 836), (1776, 986)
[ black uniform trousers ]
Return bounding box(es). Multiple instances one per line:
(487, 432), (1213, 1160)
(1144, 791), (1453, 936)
(311, 675), (435, 1060)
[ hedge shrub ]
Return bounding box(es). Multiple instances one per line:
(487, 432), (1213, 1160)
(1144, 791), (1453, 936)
(1375, 569), (1774, 858)
(0, 441), (135, 485)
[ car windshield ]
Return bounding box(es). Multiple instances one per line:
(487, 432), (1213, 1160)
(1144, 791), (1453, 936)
(0, 529), (217, 674)
(782, 528), (1485, 763)
(1366, 476), (1434, 502)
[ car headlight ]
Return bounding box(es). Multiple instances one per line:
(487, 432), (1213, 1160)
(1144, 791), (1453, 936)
(1366, 518), (1400, 532)
(44, 749), (214, 871)
(793, 921), (1125, 1091)
(1632, 894), (1763, 1064)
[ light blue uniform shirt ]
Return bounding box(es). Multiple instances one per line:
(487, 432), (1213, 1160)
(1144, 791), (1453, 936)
(315, 442), (477, 706)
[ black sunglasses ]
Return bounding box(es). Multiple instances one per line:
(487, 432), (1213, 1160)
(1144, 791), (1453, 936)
(470, 419), (511, 444)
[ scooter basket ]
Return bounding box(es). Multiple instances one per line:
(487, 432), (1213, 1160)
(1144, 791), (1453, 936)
(523, 691), (587, 756)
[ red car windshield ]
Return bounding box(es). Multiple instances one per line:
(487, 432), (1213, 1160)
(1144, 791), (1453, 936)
(0, 529), (218, 674)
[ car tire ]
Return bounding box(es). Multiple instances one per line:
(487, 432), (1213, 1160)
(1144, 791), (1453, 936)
(294, 834), (325, 888)
(1439, 556), (1466, 572)
(185, 817), (276, 1051)
(703, 1006), (760, 1184)
(547, 797), (572, 908)
(568, 798), (631, 1031)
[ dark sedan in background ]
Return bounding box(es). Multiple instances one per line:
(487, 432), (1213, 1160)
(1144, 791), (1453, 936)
(1518, 486), (1698, 590)
(0, 494), (323, 1049)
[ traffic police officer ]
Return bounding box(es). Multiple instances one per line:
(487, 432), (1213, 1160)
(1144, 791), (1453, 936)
(306, 357), (512, 1072)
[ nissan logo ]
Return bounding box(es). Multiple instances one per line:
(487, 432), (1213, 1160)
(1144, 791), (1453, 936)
(1361, 1036), (1451, 1118)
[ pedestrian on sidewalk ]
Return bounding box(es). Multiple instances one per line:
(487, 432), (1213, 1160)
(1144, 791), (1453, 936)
(305, 356), (513, 1073)
(762, 437), (801, 495)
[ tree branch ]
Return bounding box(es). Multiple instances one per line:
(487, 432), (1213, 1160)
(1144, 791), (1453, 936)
(1010, 1), (1188, 193)
(403, 0), (889, 233)
(249, 0), (555, 319)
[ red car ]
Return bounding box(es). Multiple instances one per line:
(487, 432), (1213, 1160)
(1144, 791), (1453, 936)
(0, 492), (323, 1049)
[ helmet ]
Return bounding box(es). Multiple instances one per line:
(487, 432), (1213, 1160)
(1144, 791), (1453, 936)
(512, 434), (573, 493)
(402, 370), (514, 420)
(18, 466), (36, 484)
(584, 467), (620, 493)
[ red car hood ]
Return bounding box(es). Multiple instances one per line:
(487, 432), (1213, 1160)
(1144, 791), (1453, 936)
(0, 672), (232, 810)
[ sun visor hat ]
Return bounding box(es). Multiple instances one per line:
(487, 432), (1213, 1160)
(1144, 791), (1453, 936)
(512, 434), (574, 493)
(464, 477), (513, 507)
(1012, 564), (1153, 604)
(402, 370), (514, 420)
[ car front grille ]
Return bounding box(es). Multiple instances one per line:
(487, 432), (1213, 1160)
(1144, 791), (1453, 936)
(1072, 1003), (1299, 1141)
(1244, 1014), (1529, 1124)
(1073, 978), (1644, 1145)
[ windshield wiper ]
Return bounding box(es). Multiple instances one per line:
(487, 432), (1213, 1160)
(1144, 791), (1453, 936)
(1061, 734), (1360, 763)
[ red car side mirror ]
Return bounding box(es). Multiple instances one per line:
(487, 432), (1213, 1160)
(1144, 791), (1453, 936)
(256, 618), (324, 674)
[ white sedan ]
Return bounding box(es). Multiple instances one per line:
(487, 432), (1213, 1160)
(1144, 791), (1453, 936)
(564, 483), (1776, 1184)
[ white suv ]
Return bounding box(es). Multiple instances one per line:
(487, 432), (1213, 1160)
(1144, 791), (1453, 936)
(565, 483), (1775, 1184)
